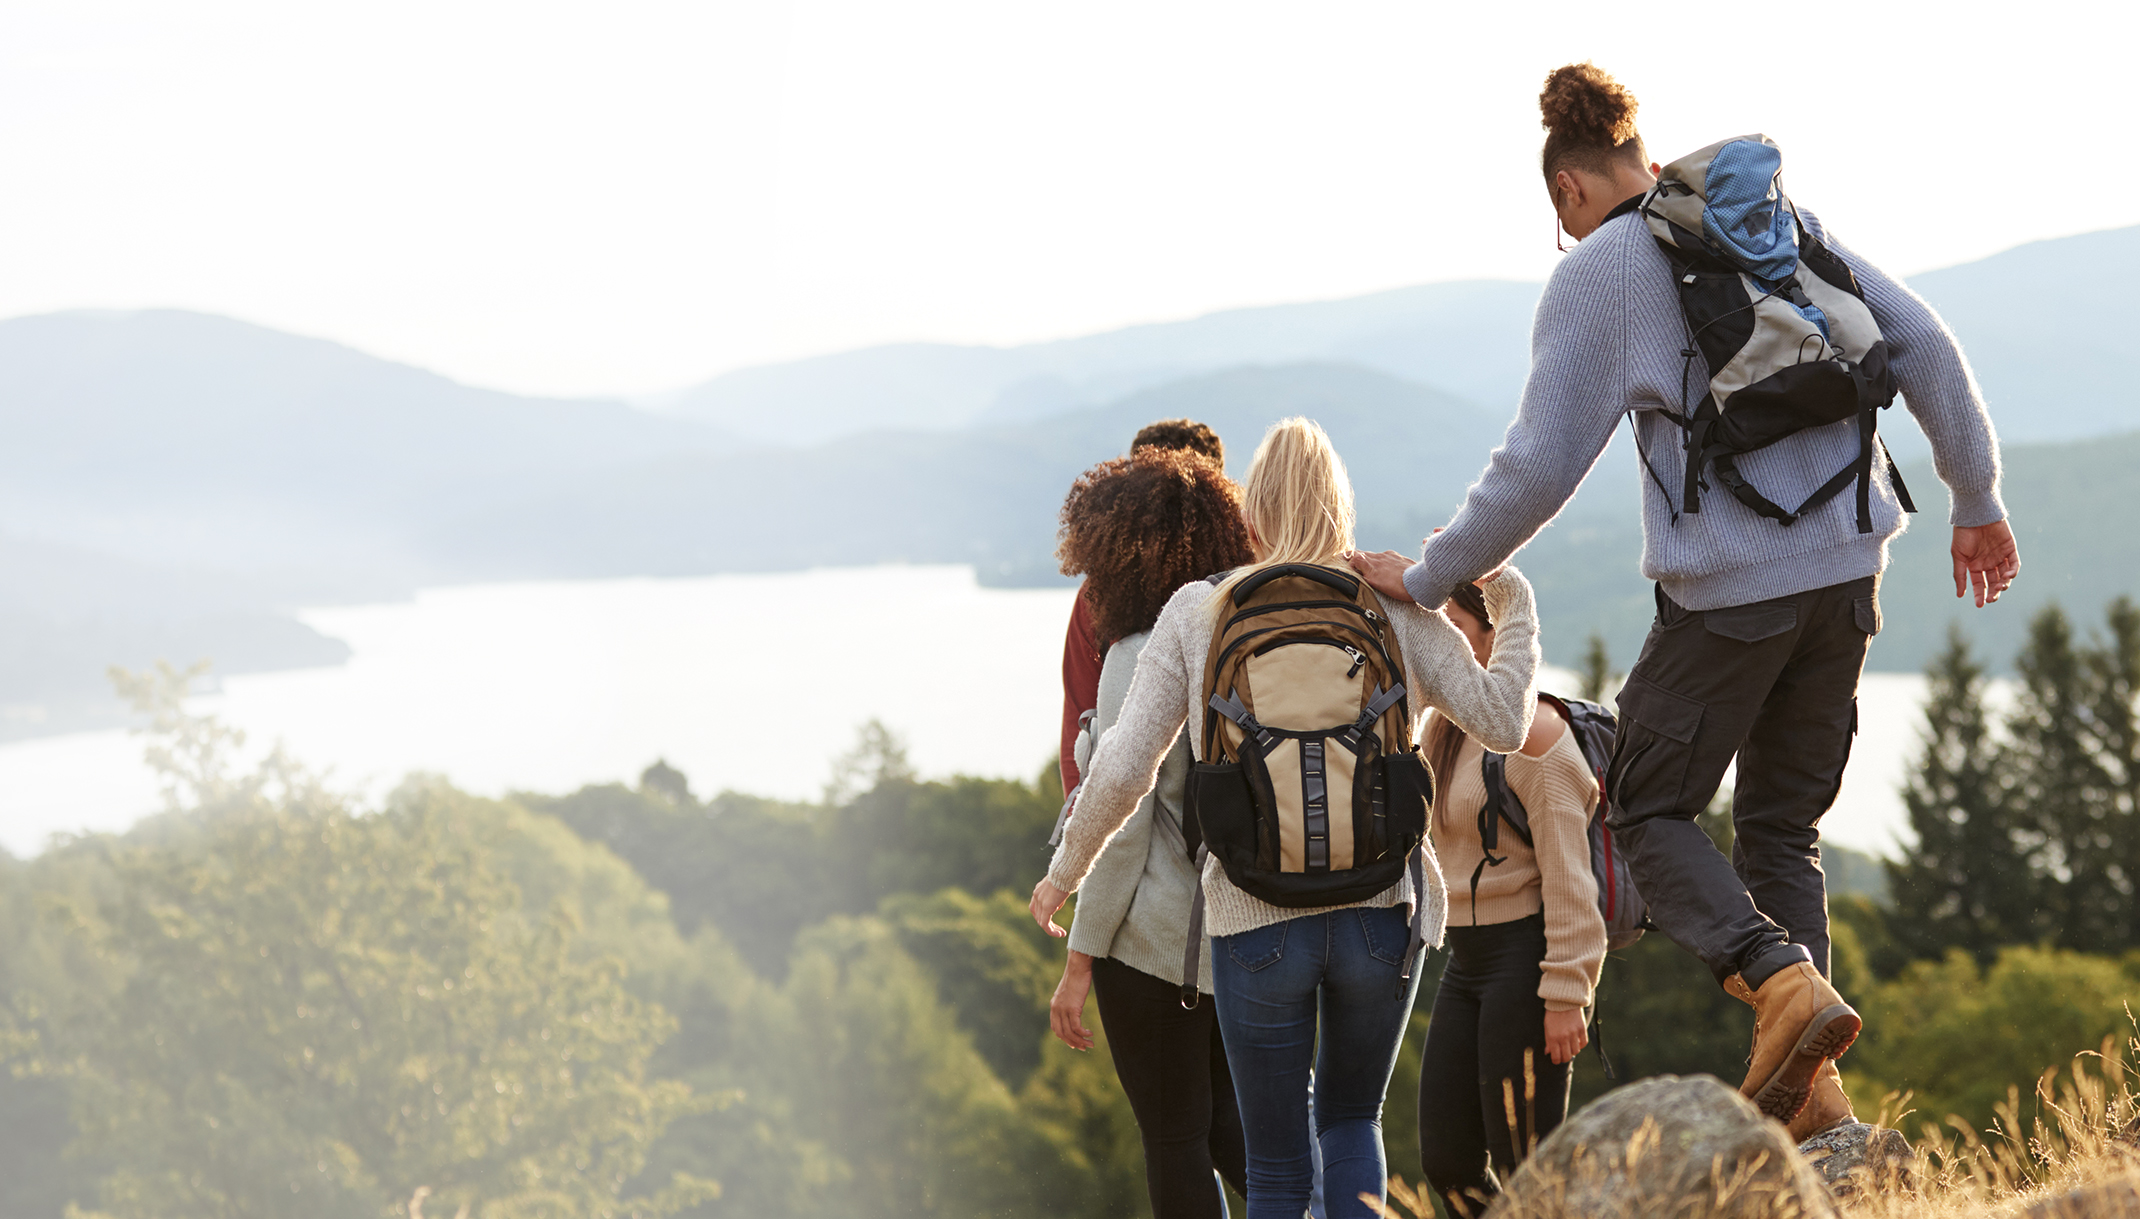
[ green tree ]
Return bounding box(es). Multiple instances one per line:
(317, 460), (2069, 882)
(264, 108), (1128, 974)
(530, 781), (825, 979)
(532, 729), (1062, 980)
(2009, 605), (2123, 953)
(1888, 626), (2043, 961)
(733, 916), (1057, 1218)
(2079, 596), (2140, 949)
(821, 771), (1060, 913)
(882, 888), (1058, 1089)
(1576, 633), (1620, 705)
(17, 665), (714, 1219)
(1845, 945), (2140, 1132)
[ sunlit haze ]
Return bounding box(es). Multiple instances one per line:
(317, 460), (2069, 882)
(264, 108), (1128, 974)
(0, 0), (2128, 397)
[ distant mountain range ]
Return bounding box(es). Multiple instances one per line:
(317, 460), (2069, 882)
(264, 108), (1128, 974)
(0, 310), (728, 737)
(660, 223), (2140, 453)
(426, 363), (1512, 586)
(1, 225), (2134, 737)
(655, 281), (1543, 444)
(0, 310), (733, 585)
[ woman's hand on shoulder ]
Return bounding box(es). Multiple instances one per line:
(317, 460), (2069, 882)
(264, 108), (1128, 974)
(1520, 696), (1568, 758)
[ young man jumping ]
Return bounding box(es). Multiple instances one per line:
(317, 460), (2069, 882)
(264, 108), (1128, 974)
(1350, 63), (2018, 1141)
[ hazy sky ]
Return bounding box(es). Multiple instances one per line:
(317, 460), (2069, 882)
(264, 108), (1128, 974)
(0, 0), (2129, 397)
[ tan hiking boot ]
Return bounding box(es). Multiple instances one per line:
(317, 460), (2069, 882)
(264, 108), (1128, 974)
(1724, 973), (1862, 1138)
(1724, 972), (1757, 1009)
(1738, 961), (1862, 1124)
(1787, 1059), (1859, 1143)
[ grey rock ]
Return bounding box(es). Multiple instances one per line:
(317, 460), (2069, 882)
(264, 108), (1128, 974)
(1795, 1121), (1915, 1199)
(1488, 1074), (1838, 1219)
(2020, 1173), (2140, 1218)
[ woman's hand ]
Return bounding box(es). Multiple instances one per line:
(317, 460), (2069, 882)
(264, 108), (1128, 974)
(1030, 877), (1071, 938)
(1544, 1007), (1589, 1065)
(1051, 951), (1097, 1051)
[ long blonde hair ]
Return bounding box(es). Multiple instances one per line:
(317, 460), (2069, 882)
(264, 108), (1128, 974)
(1213, 418), (1357, 608)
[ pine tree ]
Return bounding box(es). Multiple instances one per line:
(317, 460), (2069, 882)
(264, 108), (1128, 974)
(1578, 632), (1621, 705)
(1888, 626), (2041, 962)
(2008, 603), (2119, 952)
(2079, 597), (2140, 948)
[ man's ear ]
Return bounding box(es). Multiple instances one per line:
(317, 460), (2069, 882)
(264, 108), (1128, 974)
(1650, 161), (1662, 176)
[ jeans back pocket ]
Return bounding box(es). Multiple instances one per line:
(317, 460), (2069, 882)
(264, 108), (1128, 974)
(1355, 906), (1409, 966)
(1224, 919), (1289, 972)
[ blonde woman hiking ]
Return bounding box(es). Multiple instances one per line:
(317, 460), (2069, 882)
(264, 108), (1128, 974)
(1351, 63), (2020, 1143)
(1414, 581), (1606, 1217)
(1032, 417), (1539, 1219)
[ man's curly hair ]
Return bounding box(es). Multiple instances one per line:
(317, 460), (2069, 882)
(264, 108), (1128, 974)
(1131, 418), (1224, 466)
(1056, 446), (1253, 645)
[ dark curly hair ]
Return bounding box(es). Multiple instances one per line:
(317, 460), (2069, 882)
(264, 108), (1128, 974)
(1131, 418), (1224, 466)
(1540, 62), (1646, 199)
(1056, 447), (1253, 645)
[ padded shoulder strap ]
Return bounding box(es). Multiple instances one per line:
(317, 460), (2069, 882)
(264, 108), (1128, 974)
(1478, 753), (1534, 849)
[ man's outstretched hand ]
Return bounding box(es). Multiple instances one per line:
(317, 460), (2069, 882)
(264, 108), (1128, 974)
(1952, 520), (2020, 608)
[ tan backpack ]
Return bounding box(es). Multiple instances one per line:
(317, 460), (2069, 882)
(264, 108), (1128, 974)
(1178, 563), (1436, 1004)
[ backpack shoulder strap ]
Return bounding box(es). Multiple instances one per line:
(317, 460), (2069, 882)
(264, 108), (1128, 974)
(1180, 843), (1209, 1008)
(1478, 752), (1534, 849)
(1468, 748), (1533, 926)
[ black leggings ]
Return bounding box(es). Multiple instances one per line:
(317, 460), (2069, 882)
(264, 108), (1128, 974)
(1090, 955), (1248, 1217)
(1416, 914), (1573, 1218)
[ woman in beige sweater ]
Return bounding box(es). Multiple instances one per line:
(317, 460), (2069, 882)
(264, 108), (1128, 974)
(1030, 418), (1539, 1219)
(1415, 581), (1607, 1218)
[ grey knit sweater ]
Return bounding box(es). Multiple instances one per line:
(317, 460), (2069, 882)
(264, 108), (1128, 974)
(1403, 209), (2006, 612)
(1063, 631), (1210, 990)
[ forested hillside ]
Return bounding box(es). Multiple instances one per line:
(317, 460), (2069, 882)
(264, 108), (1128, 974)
(2, 655), (2131, 1217)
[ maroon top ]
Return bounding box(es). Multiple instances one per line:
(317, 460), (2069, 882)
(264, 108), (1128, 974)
(1058, 585), (1103, 793)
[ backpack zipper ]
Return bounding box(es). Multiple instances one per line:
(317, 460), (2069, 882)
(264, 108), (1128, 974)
(1248, 637), (1369, 678)
(1212, 619), (1396, 687)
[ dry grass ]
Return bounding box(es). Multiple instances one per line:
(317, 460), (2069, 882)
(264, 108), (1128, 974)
(1366, 1024), (2140, 1219)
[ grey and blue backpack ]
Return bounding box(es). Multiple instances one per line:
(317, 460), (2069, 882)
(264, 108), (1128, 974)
(1637, 134), (1916, 534)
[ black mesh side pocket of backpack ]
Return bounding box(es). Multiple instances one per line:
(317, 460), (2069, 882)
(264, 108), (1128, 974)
(1187, 761), (1270, 873)
(1378, 749), (1433, 855)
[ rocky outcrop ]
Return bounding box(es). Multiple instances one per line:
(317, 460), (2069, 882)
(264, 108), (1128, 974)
(1489, 1074), (1837, 1219)
(1796, 1121), (1915, 1199)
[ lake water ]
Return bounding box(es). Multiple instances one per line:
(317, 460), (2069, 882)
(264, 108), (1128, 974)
(0, 565), (1950, 858)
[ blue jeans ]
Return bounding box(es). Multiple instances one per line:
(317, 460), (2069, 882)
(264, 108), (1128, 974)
(1212, 906), (1422, 1219)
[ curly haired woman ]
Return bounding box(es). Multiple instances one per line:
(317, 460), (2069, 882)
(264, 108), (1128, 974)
(1048, 441), (1256, 1219)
